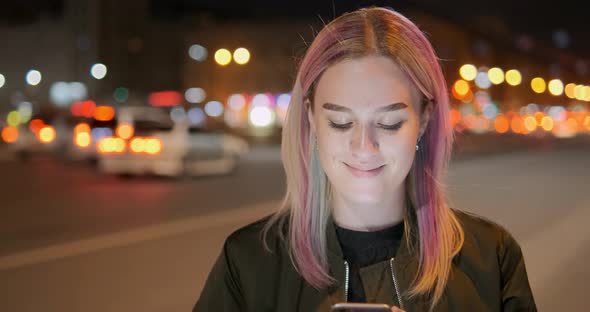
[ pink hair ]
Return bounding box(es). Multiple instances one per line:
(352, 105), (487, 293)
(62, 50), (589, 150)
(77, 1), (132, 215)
(264, 7), (464, 309)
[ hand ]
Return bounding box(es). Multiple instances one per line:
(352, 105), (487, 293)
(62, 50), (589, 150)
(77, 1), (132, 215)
(390, 307), (405, 312)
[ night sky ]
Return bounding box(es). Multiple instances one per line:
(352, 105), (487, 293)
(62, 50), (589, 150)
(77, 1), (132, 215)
(1, 0), (588, 57)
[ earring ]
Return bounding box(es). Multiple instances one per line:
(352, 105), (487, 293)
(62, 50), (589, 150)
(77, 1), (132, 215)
(416, 137), (421, 151)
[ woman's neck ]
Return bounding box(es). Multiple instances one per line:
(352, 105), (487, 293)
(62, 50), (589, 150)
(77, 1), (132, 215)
(331, 192), (405, 232)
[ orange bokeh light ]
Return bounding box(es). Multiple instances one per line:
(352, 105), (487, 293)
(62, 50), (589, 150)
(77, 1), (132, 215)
(450, 109), (462, 127)
(494, 115), (510, 133)
(94, 106), (115, 121)
(116, 124), (134, 140)
(29, 119), (45, 134)
(2, 126), (18, 143)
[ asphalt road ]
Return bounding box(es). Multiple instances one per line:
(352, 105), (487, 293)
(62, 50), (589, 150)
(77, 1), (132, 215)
(0, 138), (588, 311)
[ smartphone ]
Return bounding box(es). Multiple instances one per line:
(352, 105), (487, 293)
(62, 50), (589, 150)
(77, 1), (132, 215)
(331, 302), (392, 311)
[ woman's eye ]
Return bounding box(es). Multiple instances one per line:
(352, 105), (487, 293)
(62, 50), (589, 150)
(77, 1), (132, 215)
(378, 121), (404, 131)
(328, 121), (405, 131)
(328, 121), (352, 130)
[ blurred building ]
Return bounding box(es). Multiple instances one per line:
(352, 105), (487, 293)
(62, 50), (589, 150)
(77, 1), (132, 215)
(0, 0), (587, 123)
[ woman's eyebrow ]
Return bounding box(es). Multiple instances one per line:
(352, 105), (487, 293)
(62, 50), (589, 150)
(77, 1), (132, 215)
(321, 102), (408, 113)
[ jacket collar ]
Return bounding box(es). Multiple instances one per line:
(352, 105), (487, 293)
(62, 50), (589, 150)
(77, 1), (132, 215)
(324, 214), (427, 309)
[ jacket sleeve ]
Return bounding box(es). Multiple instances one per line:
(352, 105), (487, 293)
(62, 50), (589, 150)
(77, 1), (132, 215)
(499, 229), (537, 312)
(193, 240), (245, 312)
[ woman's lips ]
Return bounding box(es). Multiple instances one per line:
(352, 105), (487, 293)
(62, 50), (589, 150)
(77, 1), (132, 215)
(344, 163), (385, 178)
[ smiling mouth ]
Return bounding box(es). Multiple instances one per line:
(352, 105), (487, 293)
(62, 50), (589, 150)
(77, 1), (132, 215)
(344, 163), (385, 178)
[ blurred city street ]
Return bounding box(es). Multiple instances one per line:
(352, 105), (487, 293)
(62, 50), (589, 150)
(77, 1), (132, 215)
(0, 0), (589, 311)
(0, 137), (588, 311)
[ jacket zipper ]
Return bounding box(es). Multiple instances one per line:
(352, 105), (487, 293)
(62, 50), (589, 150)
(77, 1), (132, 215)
(343, 258), (405, 310)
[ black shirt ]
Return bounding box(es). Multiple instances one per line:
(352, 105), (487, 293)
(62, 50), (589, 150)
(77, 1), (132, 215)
(335, 221), (405, 303)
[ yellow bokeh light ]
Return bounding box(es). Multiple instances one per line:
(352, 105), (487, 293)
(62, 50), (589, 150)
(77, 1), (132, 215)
(548, 79), (564, 96)
(524, 116), (537, 131)
(505, 69), (522, 86)
(585, 86), (590, 102)
(214, 49), (232, 66)
(7, 111), (21, 127)
(145, 139), (162, 155)
(459, 64), (477, 81)
(114, 138), (126, 153)
(565, 83), (576, 99)
(130, 138), (145, 153)
(453, 79), (470, 97)
(541, 116), (554, 131)
(39, 126), (56, 143)
(75, 132), (91, 148)
(574, 85), (584, 100)
(233, 48), (250, 65)
(487, 67), (504, 85)
(531, 77), (546, 94)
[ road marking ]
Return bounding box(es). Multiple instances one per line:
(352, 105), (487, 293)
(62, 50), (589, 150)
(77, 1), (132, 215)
(0, 200), (280, 270)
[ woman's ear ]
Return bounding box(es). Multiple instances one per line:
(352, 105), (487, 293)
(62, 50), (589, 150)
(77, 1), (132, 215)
(418, 100), (434, 137)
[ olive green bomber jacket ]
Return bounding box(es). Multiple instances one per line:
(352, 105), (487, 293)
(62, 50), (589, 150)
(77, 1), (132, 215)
(194, 210), (537, 311)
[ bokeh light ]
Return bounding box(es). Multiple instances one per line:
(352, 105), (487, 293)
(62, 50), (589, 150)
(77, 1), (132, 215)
(505, 69), (522, 86)
(188, 44), (207, 62)
(494, 115), (510, 133)
(204, 101), (224, 117)
(188, 107), (206, 126)
(531, 77), (546, 93)
(90, 63), (107, 79)
(94, 106), (115, 121)
(524, 116), (538, 131)
(233, 48), (251, 65)
(7, 111), (21, 126)
(541, 116), (554, 131)
(114, 87), (129, 103)
(1, 126), (18, 143)
(214, 49), (232, 66)
(249, 106), (275, 127)
(75, 132), (91, 148)
(26, 70), (42, 86)
(185, 88), (206, 103)
(487, 67), (504, 85)
(452, 79), (470, 99)
(565, 83), (576, 99)
(548, 79), (564, 96)
(459, 64), (477, 81)
(475, 72), (491, 89)
(38, 126), (56, 143)
(144, 138), (162, 155)
(170, 107), (187, 123)
(0, 74), (5, 88)
(116, 123), (134, 139)
(228, 94), (247, 111)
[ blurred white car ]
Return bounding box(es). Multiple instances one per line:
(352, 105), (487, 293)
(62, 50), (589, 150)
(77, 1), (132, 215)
(62, 117), (117, 164)
(97, 107), (249, 177)
(6, 117), (68, 160)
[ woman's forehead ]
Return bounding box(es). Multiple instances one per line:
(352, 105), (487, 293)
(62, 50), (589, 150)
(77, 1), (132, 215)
(314, 56), (420, 111)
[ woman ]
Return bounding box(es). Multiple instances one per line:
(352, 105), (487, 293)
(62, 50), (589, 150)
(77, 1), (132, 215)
(194, 7), (536, 312)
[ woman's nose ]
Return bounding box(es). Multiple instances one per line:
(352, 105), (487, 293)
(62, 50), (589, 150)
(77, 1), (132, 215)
(350, 124), (379, 160)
